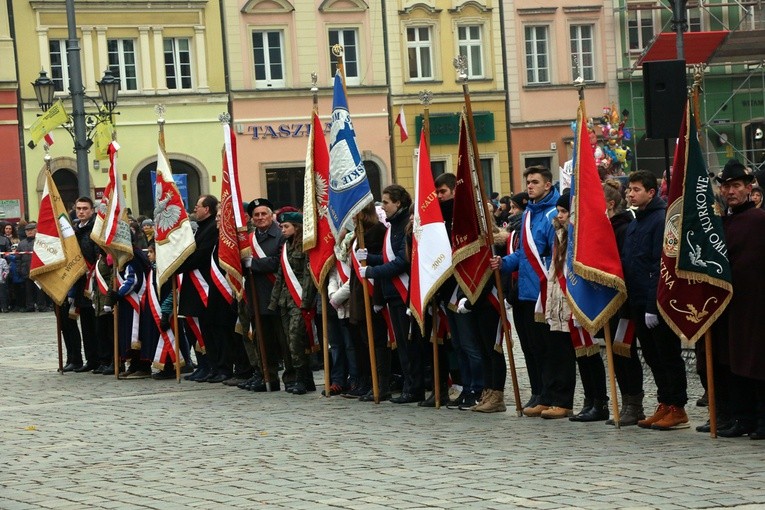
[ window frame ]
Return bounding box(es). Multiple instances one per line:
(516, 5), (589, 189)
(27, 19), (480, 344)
(252, 29), (286, 89)
(406, 25), (434, 81)
(328, 28), (360, 86)
(163, 37), (193, 91)
(49, 39), (71, 93)
(524, 25), (550, 85)
(457, 24), (485, 80)
(569, 24), (595, 82)
(107, 38), (139, 92)
(627, 4), (656, 52)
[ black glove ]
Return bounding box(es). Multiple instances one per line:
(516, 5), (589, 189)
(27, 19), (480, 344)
(160, 314), (171, 331)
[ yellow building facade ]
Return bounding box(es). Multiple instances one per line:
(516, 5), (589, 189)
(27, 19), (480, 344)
(386, 0), (509, 196)
(16, 0), (228, 218)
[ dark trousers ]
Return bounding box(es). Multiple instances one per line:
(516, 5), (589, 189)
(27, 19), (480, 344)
(540, 329), (576, 408)
(25, 278), (46, 310)
(79, 304), (98, 366)
(0, 283), (8, 310)
(60, 305), (83, 365)
(414, 310), (448, 392)
(576, 352), (608, 402)
(96, 313), (114, 366)
(388, 298), (423, 395)
(613, 334), (644, 396)
(326, 313), (357, 387)
(516, 300), (543, 396)
(632, 306), (688, 407)
(351, 312), (390, 391)
(230, 332), (252, 377)
(201, 306), (237, 377)
(449, 309), (485, 393)
(468, 305), (505, 391)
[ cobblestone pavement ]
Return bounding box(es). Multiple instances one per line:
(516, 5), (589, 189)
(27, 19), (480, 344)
(1, 311), (763, 510)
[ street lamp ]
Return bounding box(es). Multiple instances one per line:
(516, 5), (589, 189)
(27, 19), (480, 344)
(32, 67), (119, 192)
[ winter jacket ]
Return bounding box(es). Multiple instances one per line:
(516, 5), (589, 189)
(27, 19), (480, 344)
(621, 196), (666, 313)
(268, 237), (316, 311)
(545, 222), (571, 333)
(499, 187), (559, 302)
(0, 257), (9, 284)
(365, 206), (409, 302)
(17, 235), (35, 279)
(327, 267), (350, 320)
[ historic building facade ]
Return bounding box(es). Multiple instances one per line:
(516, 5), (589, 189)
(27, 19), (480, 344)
(0, 1), (24, 222)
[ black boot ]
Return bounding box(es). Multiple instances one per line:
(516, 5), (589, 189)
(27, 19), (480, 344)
(569, 398), (593, 422)
(573, 399), (609, 422)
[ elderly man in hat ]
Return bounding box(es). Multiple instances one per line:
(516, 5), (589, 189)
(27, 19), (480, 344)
(710, 159), (765, 439)
(237, 198), (292, 392)
(17, 222), (47, 312)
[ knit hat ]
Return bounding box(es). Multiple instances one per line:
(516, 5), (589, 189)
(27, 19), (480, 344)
(141, 219), (154, 228)
(510, 192), (529, 210)
(279, 211), (303, 225)
(556, 191), (571, 211)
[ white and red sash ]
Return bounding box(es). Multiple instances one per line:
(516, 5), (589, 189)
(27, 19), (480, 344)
(351, 239), (374, 296)
(84, 260), (96, 299)
(280, 243), (319, 352)
(189, 269), (209, 307)
(383, 226), (409, 303)
(95, 257), (109, 296)
(522, 212), (548, 320)
(186, 316), (205, 353)
(146, 269), (182, 369)
(250, 231), (276, 284)
(116, 266), (146, 350)
(613, 318), (636, 357)
(210, 253), (234, 305)
(336, 257), (351, 284)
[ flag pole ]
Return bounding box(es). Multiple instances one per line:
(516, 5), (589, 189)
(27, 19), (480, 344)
(704, 329), (718, 438)
(43, 148), (66, 375)
(113, 273), (120, 378)
(454, 56), (522, 416)
(310, 74), (332, 398)
(172, 278), (181, 382)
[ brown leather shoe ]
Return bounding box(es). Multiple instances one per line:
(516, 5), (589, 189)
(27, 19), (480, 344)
(523, 403), (550, 417)
(638, 403), (670, 429)
(651, 406), (690, 430)
(541, 406), (573, 419)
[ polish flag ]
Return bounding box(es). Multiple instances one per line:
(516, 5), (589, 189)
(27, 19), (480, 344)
(44, 132), (55, 146)
(395, 105), (409, 143)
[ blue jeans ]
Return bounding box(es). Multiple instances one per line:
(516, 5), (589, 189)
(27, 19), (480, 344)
(326, 311), (357, 387)
(448, 309), (484, 393)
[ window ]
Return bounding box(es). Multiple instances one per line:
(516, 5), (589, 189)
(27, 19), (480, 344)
(431, 161), (446, 180)
(627, 6), (654, 51)
(329, 29), (359, 85)
(253, 30), (285, 88)
(107, 39), (138, 91)
(458, 25), (484, 79)
(164, 38), (192, 90)
(687, 7), (703, 32)
(266, 167), (305, 210)
(481, 158), (494, 197)
(570, 25), (594, 82)
(407, 27), (433, 80)
(49, 40), (70, 92)
(524, 26), (549, 84)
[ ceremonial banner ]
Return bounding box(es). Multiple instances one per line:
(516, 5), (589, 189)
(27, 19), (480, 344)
(395, 105), (409, 142)
(219, 123), (248, 299)
(30, 172), (87, 305)
(28, 100), (68, 148)
(154, 139), (196, 287)
(91, 142), (133, 270)
(657, 101), (732, 343)
(566, 101), (627, 332)
(327, 71), (373, 238)
(93, 118), (114, 161)
(451, 113), (491, 303)
(409, 129), (453, 332)
(303, 111), (335, 287)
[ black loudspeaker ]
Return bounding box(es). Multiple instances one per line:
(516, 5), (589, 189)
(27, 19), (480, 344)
(643, 59), (687, 139)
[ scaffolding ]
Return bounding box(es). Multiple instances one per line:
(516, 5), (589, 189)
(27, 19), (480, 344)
(616, 0), (765, 175)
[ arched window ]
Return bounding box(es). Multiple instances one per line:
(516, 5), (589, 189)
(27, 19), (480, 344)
(136, 159), (201, 217)
(52, 168), (80, 212)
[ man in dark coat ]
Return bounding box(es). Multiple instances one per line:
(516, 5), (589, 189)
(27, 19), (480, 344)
(238, 198), (290, 392)
(621, 170), (689, 430)
(18, 223), (46, 312)
(716, 159), (765, 439)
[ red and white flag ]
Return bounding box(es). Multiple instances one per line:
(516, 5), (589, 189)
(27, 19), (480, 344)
(44, 132), (55, 146)
(409, 129), (452, 332)
(91, 142), (133, 270)
(218, 123), (248, 299)
(303, 111), (335, 287)
(154, 137), (196, 287)
(395, 105), (409, 143)
(30, 172), (87, 304)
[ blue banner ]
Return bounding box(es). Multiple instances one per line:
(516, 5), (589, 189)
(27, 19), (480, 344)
(327, 71), (373, 237)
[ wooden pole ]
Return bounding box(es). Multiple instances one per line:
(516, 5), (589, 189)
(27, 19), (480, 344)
(322, 286), (331, 397)
(604, 322), (621, 428)
(356, 220), (379, 404)
(455, 57), (522, 416)
(172, 278), (181, 382)
(113, 275), (119, 378)
(705, 329), (717, 438)
(247, 268), (271, 387)
(55, 304), (64, 374)
(431, 302), (441, 409)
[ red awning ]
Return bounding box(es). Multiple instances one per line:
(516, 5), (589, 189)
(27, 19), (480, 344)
(637, 31), (729, 66)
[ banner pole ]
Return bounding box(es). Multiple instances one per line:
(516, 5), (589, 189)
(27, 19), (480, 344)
(431, 302), (441, 409)
(247, 268), (271, 387)
(357, 219), (379, 404)
(705, 329), (717, 438)
(55, 304), (64, 374)
(604, 322), (621, 428)
(113, 275), (119, 378)
(172, 278), (181, 383)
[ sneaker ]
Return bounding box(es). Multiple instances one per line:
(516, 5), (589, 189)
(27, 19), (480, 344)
(321, 383), (344, 396)
(446, 392), (465, 409)
(343, 383), (368, 398)
(638, 403), (671, 429)
(651, 405), (690, 430)
(458, 391), (478, 411)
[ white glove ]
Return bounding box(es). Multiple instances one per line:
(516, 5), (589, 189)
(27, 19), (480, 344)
(355, 248), (368, 262)
(103, 305), (112, 313)
(358, 266), (367, 278)
(405, 308), (412, 316)
(457, 297), (470, 314)
(67, 297), (74, 307)
(645, 313), (660, 329)
(572, 317), (581, 329)
(373, 305), (383, 313)
(242, 256), (252, 268)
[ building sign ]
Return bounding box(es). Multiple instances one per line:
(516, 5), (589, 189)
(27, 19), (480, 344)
(415, 112), (495, 145)
(0, 199), (21, 220)
(244, 122), (332, 140)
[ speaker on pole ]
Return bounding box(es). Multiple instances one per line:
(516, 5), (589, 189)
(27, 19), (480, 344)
(643, 59), (687, 139)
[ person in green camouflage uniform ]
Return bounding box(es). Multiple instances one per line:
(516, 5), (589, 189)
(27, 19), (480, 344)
(268, 212), (317, 395)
